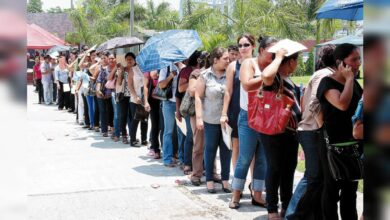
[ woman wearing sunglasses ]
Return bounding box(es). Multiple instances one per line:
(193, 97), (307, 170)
(221, 34), (256, 174)
(228, 36), (278, 210)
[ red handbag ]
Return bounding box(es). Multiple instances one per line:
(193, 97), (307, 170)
(247, 79), (295, 135)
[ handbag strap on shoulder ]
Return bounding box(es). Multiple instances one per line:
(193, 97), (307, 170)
(322, 124), (331, 148)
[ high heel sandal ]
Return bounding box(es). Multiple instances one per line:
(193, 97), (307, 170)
(222, 185), (232, 193)
(249, 183), (266, 207)
(229, 200), (240, 209)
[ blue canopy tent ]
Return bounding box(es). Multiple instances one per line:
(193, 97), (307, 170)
(316, 0), (363, 21)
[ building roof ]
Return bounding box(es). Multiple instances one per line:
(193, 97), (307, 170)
(27, 13), (74, 40)
(300, 39), (331, 52)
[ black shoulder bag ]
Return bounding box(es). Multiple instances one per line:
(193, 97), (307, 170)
(151, 66), (173, 101)
(323, 126), (363, 181)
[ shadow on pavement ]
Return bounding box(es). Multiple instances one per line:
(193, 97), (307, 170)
(133, 164), (183, 177)
(90, 140), (131, 149)
(253, 214), (268, 220)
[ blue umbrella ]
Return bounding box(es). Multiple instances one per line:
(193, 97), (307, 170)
(47, 45), (70, 54)
(136, 30), (202, 72)
(316, 0), (363, 21)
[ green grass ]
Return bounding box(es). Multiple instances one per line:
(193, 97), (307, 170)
(291, 75), (363, 87)
(296, 147), (363, 193)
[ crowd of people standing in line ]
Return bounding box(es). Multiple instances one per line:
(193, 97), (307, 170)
(31, 33), (363, 220)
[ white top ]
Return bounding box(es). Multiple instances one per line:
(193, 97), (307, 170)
(297, 67), (334, 131)
(239, 58), (262, 111)
(158, 64), (179, 102)
(130, 65), (144, 103)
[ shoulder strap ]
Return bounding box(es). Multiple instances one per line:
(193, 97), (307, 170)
(166, 65), (171, 78)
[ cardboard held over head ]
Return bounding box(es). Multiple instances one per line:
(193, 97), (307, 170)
(267, 39), (307, 56)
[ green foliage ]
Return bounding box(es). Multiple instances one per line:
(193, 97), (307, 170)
(294, 51), (314, 77)
(46, 6), (63, 13)
(294, 56), (307, 77)
(200, 33), (228, 52)
(305, 51), (315, 76)
(27, 0), (43, 13)
(66, 0), (342, 50)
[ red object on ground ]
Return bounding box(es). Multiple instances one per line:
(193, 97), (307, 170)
(27, 23), (65, 49)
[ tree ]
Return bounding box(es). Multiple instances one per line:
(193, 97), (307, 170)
(67, 0), (149, 46)
(27, 0), (43, 13)
(47, 6), (63, 13)
(143, 0), (179, 30)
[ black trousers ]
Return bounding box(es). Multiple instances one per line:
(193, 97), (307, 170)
(36, 79), (44, 103)
(69, 93), (75, 111)
(319, 137), (358, 220)
(149, 98), (161, 153)
(58, 82), (70, 109)
(129, 102), (148, 142)
(118, 97), (130, 136)
(53, 82), (57, 103)
(93, 96), (100, 127)
(260, 131), (299, 213)
(82, 93), (90, 126)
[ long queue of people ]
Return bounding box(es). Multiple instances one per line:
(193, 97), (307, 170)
(32, 34), (363, 220)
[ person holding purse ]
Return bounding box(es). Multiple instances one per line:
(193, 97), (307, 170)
(258, 42), (304, 219)
(316, 43), (363, 220)
(176, 51), (203, 175)
(96, 52), (114, 137)
(187, 51), (209, 186)
(128, 54), (149, 147)
(117, 52), (135, 144)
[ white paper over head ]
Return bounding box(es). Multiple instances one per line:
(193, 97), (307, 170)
(267, 39), (307, 57)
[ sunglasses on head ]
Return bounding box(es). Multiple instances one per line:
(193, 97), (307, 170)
(238, 43), (251, 48)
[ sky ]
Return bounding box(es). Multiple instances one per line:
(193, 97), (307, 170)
(39, 0), (181, 11)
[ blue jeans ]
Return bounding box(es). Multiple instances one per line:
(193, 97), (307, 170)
(111, 92), (120, 137)
(286, 129), (322, 220)
(177, 125), (185, 164)
(86, 95), (95, 127)
(183, 116), (193, 166)
(232, 109), (267, 192)
(204, 122), (232, 182)
(162, 101), (177, 165)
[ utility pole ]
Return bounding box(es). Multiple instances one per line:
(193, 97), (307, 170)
(130, 0), (134, 36)
(71, 0), (74, 9)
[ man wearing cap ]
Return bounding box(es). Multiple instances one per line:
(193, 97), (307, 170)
(40, 55), (53, 105)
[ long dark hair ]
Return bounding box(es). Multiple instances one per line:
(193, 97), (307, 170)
(207, 47), (227, 67)
(315, 44), (336, 71)
(334, 43), (359, 63)
(258, 35), (278, 53)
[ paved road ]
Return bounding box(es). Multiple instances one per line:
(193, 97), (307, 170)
(27, 86), (362, 220)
